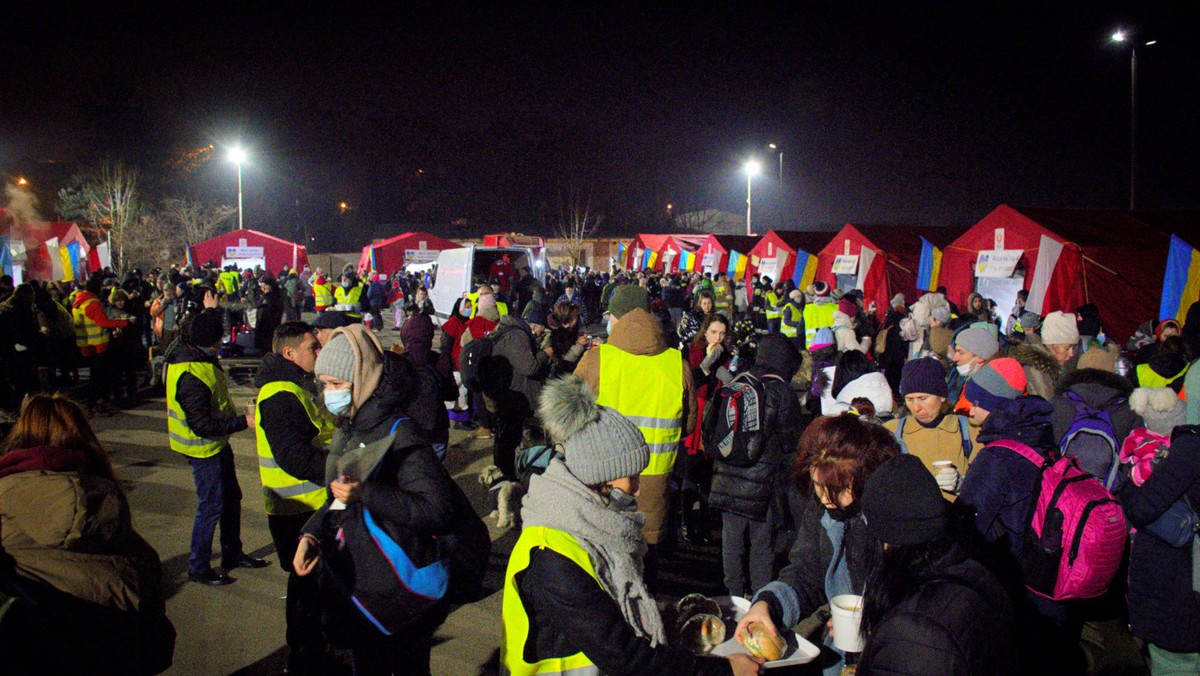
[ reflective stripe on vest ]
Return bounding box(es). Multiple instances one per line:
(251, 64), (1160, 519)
(255, 380), (334, 515)
(335, 285), (365, 317)
(166, 361), (234, 458)
(313, 283), (333, 307)
(1137, 363), (1187, 389)
(803, 303), (837, 348)
(595, 344), (683, 476)
(501, 526), (602, 676)
(72, 298), (109, 349)
(781, 303), (802, 337)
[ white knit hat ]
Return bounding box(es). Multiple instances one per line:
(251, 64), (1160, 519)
(1041, 311), (1080, 346)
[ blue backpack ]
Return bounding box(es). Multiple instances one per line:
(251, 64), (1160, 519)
(1058, 391), (1122, 490)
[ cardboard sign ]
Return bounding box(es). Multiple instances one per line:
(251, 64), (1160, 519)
(832, 255), (859, 275)
(975, 249), (1022, 278)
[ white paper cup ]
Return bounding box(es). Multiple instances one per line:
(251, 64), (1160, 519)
(932, 460), (954, 469)
(830, 594), (865, 653)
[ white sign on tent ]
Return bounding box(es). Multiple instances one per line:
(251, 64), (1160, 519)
(226, 246), (264, 259)
(702, 253), (717, 274)
(975, 250), (1022, 278)
(832, 255), (859, 275)
(405, 249), (440, 265)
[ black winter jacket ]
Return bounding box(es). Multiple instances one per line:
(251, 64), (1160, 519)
(253, 353), (327, 485)
(488, 316), (551, 408)
(166, 343), (248, 440)
(516, 547), (732, 675)
(1051, 368), (1143, 458)
(710, 335), (802, 521)
(1119, 427), (1200, 652)
(858, 548), (1017, 676)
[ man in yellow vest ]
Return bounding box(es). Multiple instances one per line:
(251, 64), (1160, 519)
(166, 308), (266, 586)
(781, 288), (806, 349)
(311, 273), (333, 313)
(803, 281), (838, 349)
(574, 285), (696, 587)
(253, 321), (336, 671)
(468, 284), (510, 319)
(764, 280), (783, 333)
(333, 273), (367, 321)
(72, 276), (130, 413)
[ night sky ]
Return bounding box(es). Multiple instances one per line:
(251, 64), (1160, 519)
(2, 2), (1196, 250)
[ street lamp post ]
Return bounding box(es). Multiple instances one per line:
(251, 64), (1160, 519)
(229, 146), (247, 231)
(768, 143), (783, 180)
(1111, 30), (1157, 210)
(744, 159), (761, 236)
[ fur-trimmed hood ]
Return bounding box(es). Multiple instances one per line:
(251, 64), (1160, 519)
(1008, 342), (1061, 375)
(1055, 367), (1134, 405)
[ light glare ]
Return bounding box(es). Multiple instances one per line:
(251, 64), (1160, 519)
(228, 146), (247, 164)
(745, 159), (762, 177)
(1111, 30), (1127, 42)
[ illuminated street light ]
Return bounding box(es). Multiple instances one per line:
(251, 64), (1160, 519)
(744, 159), (762, 236)
(768, 143), (783, 180)
(228, 146), (247, 231)
(1110, 28), (1157, 210)
(16, 177), (28, 186)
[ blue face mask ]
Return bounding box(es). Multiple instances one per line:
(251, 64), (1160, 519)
(324, 388), (353, 416)
(607, 316), (615, 336)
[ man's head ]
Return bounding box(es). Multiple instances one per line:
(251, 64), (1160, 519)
(952, 327), (999, 371)
(606, 285), (650, 330)
(312, 311), (352, 346)
(274, 322), (320, 373)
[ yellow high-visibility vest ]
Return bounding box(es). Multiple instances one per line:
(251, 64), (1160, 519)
(502, 526), (601, 676)
(219, 271), (239, 295)
(595, 344), (683, 476)
(781, 303), (803, 338)
(335, 284), (365, 318)
(313, 282), (333, 308)
(804, 302), (837, 348)
(166, 361), (235, 459)
(467, 292), (509, 318)
(1137, 363), (1187, 390)
(765, 291), (782, 320)
(255, 380), (334, 515)
(72, 298), (109, 350)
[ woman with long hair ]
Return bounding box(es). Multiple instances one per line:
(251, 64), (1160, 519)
(0, 393), (173, 673)
(734, 414), (899, 674)
(678, 290), (716, 349)
(855, 454), (1015, 674)
(542, 300), (588, 377)
(679, 312), (732, 545)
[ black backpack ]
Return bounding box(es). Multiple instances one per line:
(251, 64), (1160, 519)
(458, 325), (506, 393)
(702, 373), (782, 467)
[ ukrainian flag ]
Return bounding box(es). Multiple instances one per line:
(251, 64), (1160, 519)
(734, 253), (749, 281)
(642, 248), (653, 270)
(647, 250), (658, 270)
(917, 237), (942, 291)
(617, 243), (626, 267)
(727, 251), (740, 278)
(679, 250), (689, 271)
(1160, 234), (1200, 323)
(791, 251), (818, 289)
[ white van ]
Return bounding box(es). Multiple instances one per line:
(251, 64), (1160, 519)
(428, 244), (545, 321)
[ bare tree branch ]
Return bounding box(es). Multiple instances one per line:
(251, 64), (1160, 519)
(555, 183), (603, 268)
(158, 197), (237, 247)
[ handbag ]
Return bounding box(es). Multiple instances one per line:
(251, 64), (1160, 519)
(1140, 498), (1199, 548)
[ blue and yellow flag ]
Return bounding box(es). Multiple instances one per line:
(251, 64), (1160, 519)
(791, 251), (818, 290)
(1160, 234), (1200, 323)
(678, 250), (689, 271)
(642, 248), (653, 270)
(647, 250), (658, 270)
(726, 251), (740, 278)
(617, 243), (626, 267)
(916, 237), (942, 291)
(734, 253), (749, 281)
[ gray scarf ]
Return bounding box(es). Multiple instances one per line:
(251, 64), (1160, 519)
(520, 459), (667, 646)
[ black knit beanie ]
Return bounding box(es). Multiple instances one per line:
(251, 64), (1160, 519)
(862, 455), (947, 546)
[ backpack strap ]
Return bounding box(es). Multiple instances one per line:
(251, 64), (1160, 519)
(891, 416), (911, 455)
(986, 438), (1049, 469)
(957, 415), (973, 461)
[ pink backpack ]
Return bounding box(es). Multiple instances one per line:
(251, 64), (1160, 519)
(988, 440), (1128, 601)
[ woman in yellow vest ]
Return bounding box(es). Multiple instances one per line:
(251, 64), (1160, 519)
(312, 274), (333, 313)
(502, 376), (760, 676)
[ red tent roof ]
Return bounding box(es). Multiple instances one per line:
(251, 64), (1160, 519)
(624, 234), (674, 269)
(358, 231), (461, 274)
(940, 205), (1169, 342)
(189, 229), (310, 272)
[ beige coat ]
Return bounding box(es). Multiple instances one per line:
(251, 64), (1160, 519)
(884, 414), (981, 500)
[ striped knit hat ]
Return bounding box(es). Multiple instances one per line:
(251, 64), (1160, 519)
(959, 357), (1027, 413)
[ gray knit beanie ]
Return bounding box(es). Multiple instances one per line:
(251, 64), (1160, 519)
(954, 327), (999, 360)
(538, 376), (649, 485)
(314, 333), (356, 383)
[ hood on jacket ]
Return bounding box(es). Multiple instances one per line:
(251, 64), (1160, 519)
(164, 340), (218, 366)
(835, 372), (895, 416)
(0, 445), (94, 479)
(1008, 341), (1060, 375)
(253, 351), (314, 389)
(347, 351), (420, 438)
(608, 308), (668, 356)
(751, 333), (800, 381)
(1055, 367), (1134, 405)
(400, 313), (435, 364)
(71, 290), (100, 310)
(978, 396), (1057, 449)
(1147, 352), (1189, 379)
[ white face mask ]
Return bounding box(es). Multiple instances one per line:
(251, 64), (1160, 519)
(956, 362), (974, 376)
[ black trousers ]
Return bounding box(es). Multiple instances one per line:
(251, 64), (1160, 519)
(268, 512), (327, 667)
(492, 396), (532, 481)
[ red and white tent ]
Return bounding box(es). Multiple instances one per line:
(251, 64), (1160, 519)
(358, 231), (461, 275)
(939, 205), (1170, 342)
(696, 235), (760, 276)
(746, 230), (835, 286)
(655, 234), (708, 272)
(623, 234), (672, 270)
(816, 224), (964, 319)
(0, 210), (92, 281)
(189, 229), (310, 273)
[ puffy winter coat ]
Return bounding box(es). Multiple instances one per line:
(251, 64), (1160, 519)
(857, 547), (1017, 676)
(1008, 336), (1062, 401)
(832, 310), (871, 353)
(1119, 426), (1200, 652)
(1050, 368), (1143, 448)
(821, 370), (894, 418)
(487, 316), (552, 408)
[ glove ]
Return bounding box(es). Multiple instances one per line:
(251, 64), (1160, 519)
(935, 466), (961, 493)
(700, 345), (723, 372)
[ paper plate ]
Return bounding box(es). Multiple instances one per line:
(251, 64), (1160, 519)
(708, 596), (821, 668)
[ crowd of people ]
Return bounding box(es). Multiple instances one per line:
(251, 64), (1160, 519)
(4, 259), (1200, 675)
